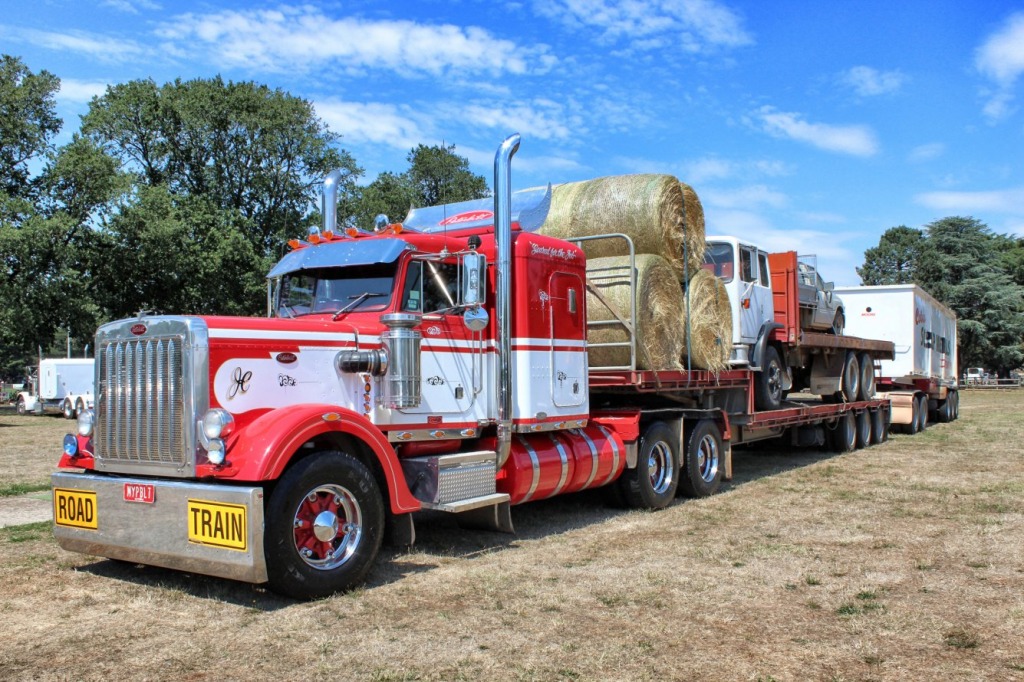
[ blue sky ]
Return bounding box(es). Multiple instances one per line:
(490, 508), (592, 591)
(4, 0), (1024, 285)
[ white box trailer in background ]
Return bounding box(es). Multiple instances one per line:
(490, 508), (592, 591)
(16, 358), (95, 418)
(834, 284), (959, 432)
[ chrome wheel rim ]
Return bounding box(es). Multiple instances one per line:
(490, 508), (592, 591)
(697, 434), (720, 483)
(648, 441), (674, 495)
(291, 484), (363, 571)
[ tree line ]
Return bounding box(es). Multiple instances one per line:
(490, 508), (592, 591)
(0, 55), (487, 380)
(858, 218), (1024, 377)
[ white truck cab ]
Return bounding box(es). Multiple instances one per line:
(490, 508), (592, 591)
(702, 237), (774, 366)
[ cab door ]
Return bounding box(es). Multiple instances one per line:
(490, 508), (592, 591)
(738, 245), (773, 344)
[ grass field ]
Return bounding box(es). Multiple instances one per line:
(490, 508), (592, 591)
(1, 392), (1022, 681)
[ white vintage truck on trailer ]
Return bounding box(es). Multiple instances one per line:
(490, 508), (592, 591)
(833, 284), (959, 432)
(17, 358), (95, 418)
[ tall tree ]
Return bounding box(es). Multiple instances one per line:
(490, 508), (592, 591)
(856, 225), (923, 285)
(915, 216), (1024, 375)
(405, 143), (488, 207)
(81, 76), (362, 254)
(0, 55), (61, 200)
(351, 171), (418, 231)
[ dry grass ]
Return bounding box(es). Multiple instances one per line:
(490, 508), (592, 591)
(2, 392), (1023, 680)
(0, 411), (70, 492)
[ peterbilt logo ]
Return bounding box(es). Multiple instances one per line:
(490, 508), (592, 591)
(275, 352), (297, 364)
(439, 210), (492, 226)
(130, 323), (147, 336)
(426, 326), (442, 336)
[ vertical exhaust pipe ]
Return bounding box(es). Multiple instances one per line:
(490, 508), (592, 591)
(322, 169), (344, 234)
(494, 133), (520, 468)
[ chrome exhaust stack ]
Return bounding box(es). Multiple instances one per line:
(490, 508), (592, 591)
(322, 169), (344, 234)
(494, 134), (520, 468)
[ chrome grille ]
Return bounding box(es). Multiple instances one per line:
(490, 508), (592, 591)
(96, 334), (187, 466)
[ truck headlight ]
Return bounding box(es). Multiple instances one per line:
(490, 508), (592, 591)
(63, 433), (78, 457)
(203, 409), (234, 439)
(77, 409), (94, 437)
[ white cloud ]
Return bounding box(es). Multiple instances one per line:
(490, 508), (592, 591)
(703, 184), (787, 210)
(456, 101), (579, 142)
(753, 106), (879, 157)
(915, 186), (1024, 214)
(156, 6), (556, 77)
(975, 12), (1024, 122)
(534, 0), (753, 53)
(314, 100), (426, 150)
(908, 142), (945, 163)
(840, 66), (907, 96)
(1, 26), (145, 62)
(58, 78), (110, 104)
(101, 0), (161, 13)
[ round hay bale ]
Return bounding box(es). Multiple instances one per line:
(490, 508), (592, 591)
(681, 268), (732, 372)
(679, 182), (706, 280)
(585, 254), (684, 371)
(539, 175), (686, 278)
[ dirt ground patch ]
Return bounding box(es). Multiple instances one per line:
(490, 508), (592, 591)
(1, 392), (1022, 680)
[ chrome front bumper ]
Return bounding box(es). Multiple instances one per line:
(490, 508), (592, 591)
(52, 471), (267, 584)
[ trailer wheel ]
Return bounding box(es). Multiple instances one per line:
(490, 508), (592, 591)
(617, 421), (678, 509)
(62, 399), (75, 420)
(904, 397), (920, 435)
(855, 410), (872, 449)
(16, 397), (26, 415)
(755, 346), (784, 411)
(264, 450), (384, 600)
(828, 411), (856, 452)
(915, 395), (928, 432)
(950, 391), (959, 420)
(679, 420), (723, 498)
(840, 351), (860, 402)
(871, 409), (889, 443)
(936, 397), (952, 423)
(857, 353), (875, 400)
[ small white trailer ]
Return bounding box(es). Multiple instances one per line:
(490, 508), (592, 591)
(833, 284), (959, 432)
(17, 358), (95, 418)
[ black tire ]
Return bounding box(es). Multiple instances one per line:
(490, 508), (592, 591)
(905, 397), (920, 435)
(829, 411), (857, 452)
(62, 399), (75, 419)
(840, 351), (860, 402)
(936, 397), (951, 423)
(857, 352), (875, 400)
(871, 409), (889, 443)
(832, 310), (845, 335)
(950, 391), (959, 420)
(679, 420), (724, 498)
(264, 451), (384, 600)
(855, 410), (872, 449)
(16, 397), (26, 415)
(916, 395), (929, 432)
(617, 421), (679, 509)
(755, 346), (784, 411)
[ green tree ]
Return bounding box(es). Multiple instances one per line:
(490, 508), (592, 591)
(351, 171), (418, 231)
(0, 55), (61, 200)
(856, 225), (923, 285)
(81, 76), (362, 254)
(993, 234), (1024, 288)
(914, 217), (1024, 375)
(406, 143), (488, 207)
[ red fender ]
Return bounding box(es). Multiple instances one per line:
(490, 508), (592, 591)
(221, 404), (420, 514)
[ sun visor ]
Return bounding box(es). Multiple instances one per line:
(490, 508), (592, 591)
(266, 238), (410, 279)
(402, 185), (551, 234)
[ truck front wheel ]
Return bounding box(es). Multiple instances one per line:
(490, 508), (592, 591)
(755, 346), (784, 411)
(16, 397), (26, 415)
(679, 420), (723, 498)
(617, 421), (679, 509)
(265, 450), (384, 600)
(63, 399), (75, 419)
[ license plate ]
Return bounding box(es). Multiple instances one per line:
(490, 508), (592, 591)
(53, 488), (98, 529)
(123, 482), (155, 504)
(187, 499), (248, 551)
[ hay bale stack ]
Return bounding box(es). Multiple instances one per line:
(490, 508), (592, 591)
(679, 182), (706, 280)
(539, 174), (686, 277)
(585, 254), (685, 371)
(681, 269), (732, 372)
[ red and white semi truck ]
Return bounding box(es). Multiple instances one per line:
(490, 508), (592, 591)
(53, 135), (896, 599)
(833, 284), (959, 432)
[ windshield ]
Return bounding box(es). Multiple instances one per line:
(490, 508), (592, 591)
(703, 242), (735, 283)
(277, 264), (395, 317)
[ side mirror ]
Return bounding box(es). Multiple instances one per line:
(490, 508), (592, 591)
(462, 252), (486, 307)
(823, 281), (835, 292)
